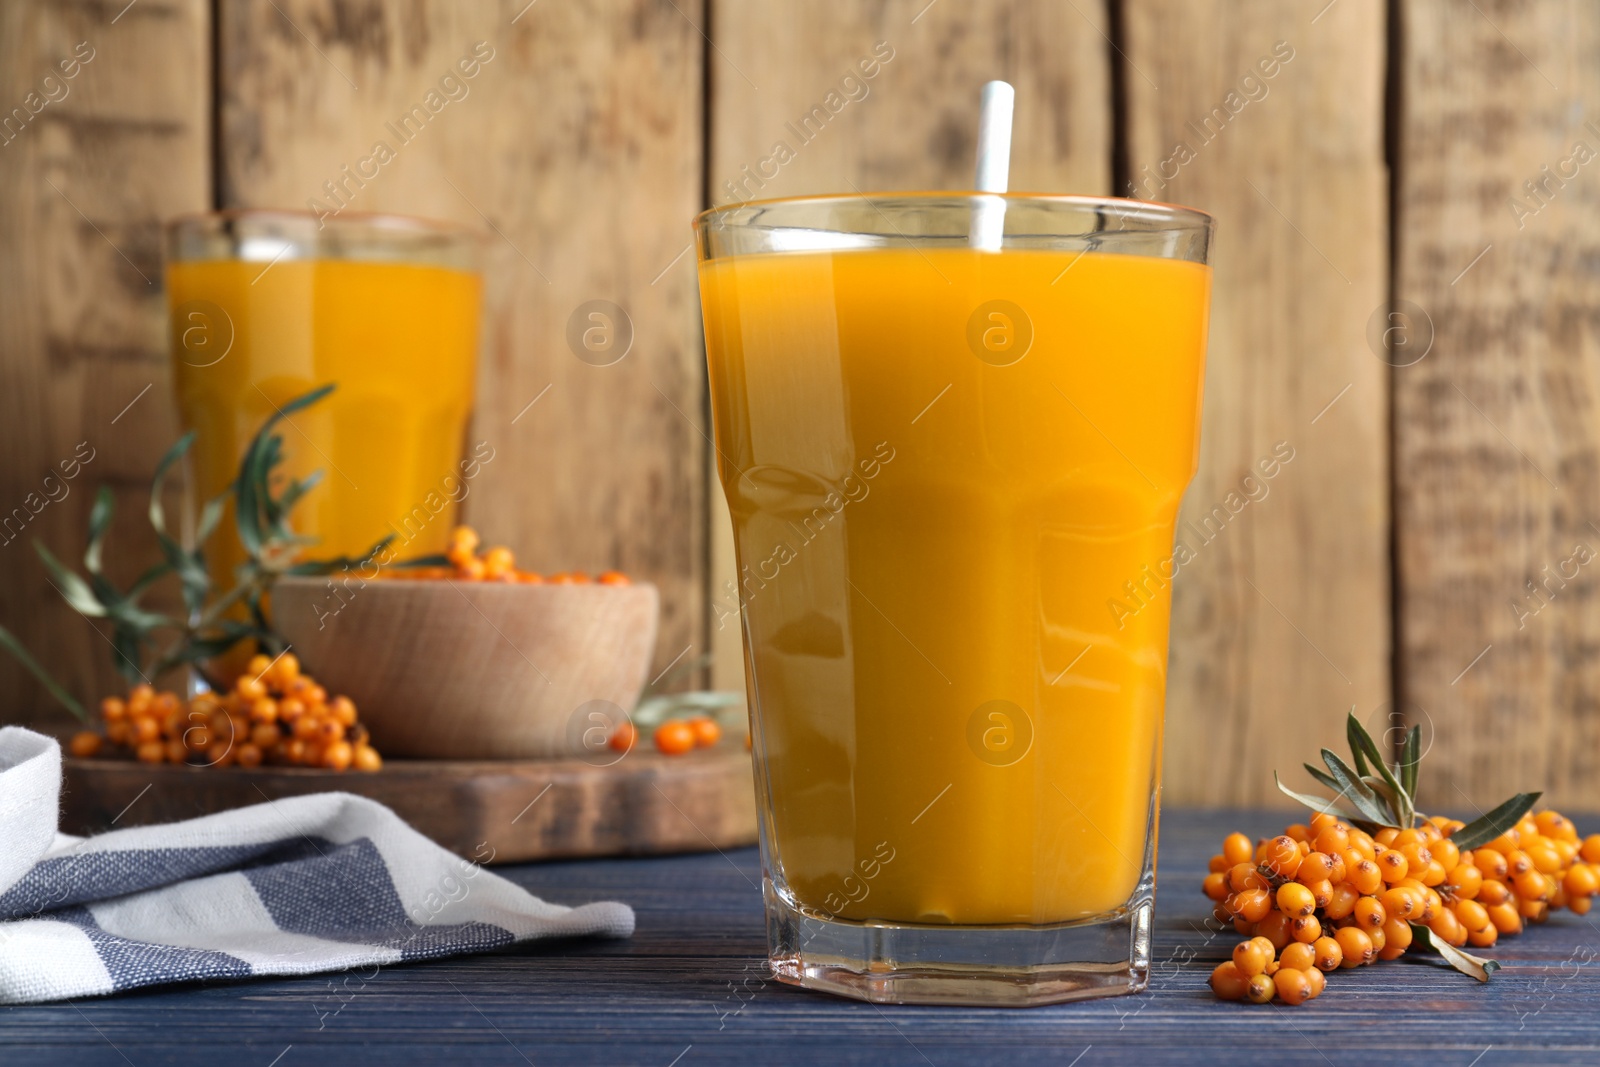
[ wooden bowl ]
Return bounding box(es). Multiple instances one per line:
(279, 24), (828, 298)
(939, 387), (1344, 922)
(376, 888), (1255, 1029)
(272, 576), (659, 760)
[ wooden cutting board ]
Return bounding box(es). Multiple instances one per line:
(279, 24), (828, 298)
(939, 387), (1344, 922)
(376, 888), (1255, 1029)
(60, 744), (758, 865)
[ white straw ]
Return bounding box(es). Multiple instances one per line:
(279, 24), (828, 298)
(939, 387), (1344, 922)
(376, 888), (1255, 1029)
(969, 80), (1014, 251)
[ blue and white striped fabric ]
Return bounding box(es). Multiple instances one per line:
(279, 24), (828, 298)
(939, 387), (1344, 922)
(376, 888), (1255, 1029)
(0, 727), (634, 1004)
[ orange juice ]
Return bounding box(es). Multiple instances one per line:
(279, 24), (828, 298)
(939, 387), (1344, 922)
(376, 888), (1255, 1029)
(166, 258), (480, 581)
(700, 247), (1210, 925)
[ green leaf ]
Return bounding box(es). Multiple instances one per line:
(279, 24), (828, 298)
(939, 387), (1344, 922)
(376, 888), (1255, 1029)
(148, 430), (196, 536)
(1319, 748), (1397, 826)
(0, 622), (89, 723)
(34, 541), (107, 617)
(196, 490), (229, 545)
(126, 561), (173, 600)
(388, 553), (450, 569)
(1345, 712), (1409, 824)
(1346, 711), (1372, 778)
(110, 623), (147, 684)
(1410, 922), (1500, 983)
(84, 486), (114, 575)
(1451, 792), (1543, 850)
(1273, 772), (1363, 823)
(1401, 725), (1422, 799)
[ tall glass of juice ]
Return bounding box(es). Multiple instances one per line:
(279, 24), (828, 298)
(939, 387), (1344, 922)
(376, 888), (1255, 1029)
(164, 211), (481, 598)
(695, 193), (1213, 1006)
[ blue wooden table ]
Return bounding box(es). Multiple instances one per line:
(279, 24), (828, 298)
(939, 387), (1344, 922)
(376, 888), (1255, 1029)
(4, 810), (1599, 1065)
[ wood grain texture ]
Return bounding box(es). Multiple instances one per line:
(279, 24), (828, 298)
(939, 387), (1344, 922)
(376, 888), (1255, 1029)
(215, 0), (706, 682)
(1124, 0), (1389, 805)
(8, 811), (1600, 1062)
(705, 0), (1113, 692)
(60, 746), (757, 863)
(1395, 2), (1600, 810)
(0, 0), (208, 730)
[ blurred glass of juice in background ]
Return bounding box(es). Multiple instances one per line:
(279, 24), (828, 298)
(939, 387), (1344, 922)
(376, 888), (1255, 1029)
(164, 211), (482, 597)
(696, 194), (1212, 1006)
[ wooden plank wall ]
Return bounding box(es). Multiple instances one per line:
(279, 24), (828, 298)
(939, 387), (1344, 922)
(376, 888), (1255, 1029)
(1124, 0), (1389, 805)
(0, 0), (208, 730)
(215, 0), (706, 679)
(0, 0), (1592, 809)
(1396, 2), (1600, 812)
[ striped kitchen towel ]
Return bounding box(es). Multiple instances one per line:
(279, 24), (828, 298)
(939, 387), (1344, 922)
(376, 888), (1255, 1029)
(0, 726), (634, 1004)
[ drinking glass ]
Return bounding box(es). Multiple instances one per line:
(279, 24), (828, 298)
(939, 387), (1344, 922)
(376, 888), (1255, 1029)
(695, 193), (1212, 1006)
(164, 210), (482, 587)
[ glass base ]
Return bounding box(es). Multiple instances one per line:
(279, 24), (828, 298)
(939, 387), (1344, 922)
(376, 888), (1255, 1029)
(767, 889), (1153, 1007)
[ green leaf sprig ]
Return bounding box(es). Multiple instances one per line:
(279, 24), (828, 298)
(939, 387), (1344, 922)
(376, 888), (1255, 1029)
(1277, 710), (1542, 982)
(1, 384), (389, 721)
(1277, 710), (1540, 847)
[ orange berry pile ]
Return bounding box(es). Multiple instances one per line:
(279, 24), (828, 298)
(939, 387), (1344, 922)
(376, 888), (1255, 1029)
(69, 652), (381, 772)
(605, 716), (724, 757)
(1206, 808), (1600, 1005)
(379, 525), (630, 586)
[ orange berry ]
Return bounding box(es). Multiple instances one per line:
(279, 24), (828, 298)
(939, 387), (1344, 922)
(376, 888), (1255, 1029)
(1254, 911), (1293, 951)
(1477, 878), (1510, 907)
(1208, 854), (1230, 874)
(1229, 889), (1274, 924)
(128, 683), (155, 709)
(654, 720), (695, 756)
(597, 570), (630, 585)
(1468, 924), (1499, 948)
(251, 722), (282, 750)
(293, 715), (322, 741)
(1354, 895), (1387, 930)
(1296, 852), (1335, 885)
(1572, 894), (1593, 916)
(1261, 836), (1302, 880)
(449, 525), (480, 552)
(1233, 939), (1271, 977)
(135, 739), (166, 764)
(132, 716), (160, 744)
(100, 696), (126, 722)
(353, 744), (383, 772)
(1246, 973), (1275, 1004)
(1323, 882), (1360, 920)
(1381, 885), (1420, 921)
(165, 738), (188, 764)
(1313, 825), (1350, 857)
(329, 695), (358, 727)
(1334, 927), (1374, 968)
(68, 731), (103, 758)
(316, 718), (344, 743)
(321, 740), (354, 771)
(1381, 915), (1413, 954)
(1290, 915), (1322, 944)
(1274, 967), (1313, 1005)
(1564, 864), (1599, 898)
(1304, 966), (1326, 998)
(1449, 863), (1484, 900)
(1277, 882), (1316, 918)
(1229, 862), (1267, 894)
(1349, 858), (1383, 895)
(609, 722), (638, 754)
(236, 675), (267, 701)
(1473, 847), (1509, 880)
(483, 546), (515, 579)
(236, 743), (263, 768)
(1376, 848), (1409, 883)
(250, 697), (278, 723)
(1454, 898), (1490, 933)
(688, 716), (722, 748)
(1581, 835), (1600, 864)
(1279, 941), (1316, 973)
(1312, 936), (1342, 971)
(1514, 869), (1548, 900)
(1210, 961), (1249, 1000)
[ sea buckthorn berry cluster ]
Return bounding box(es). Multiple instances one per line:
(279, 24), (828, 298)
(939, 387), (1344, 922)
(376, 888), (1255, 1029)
(645, 716), (723, 757)
(1209, 934), (1327, 1005)
(70, 653), (381, 772)
(1204, 807), (1598, 1004)
(379, 525), (630, 586)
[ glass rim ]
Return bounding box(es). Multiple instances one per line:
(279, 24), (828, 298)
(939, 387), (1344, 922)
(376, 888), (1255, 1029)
(694, 190), (1213, 232)
(164, 207), (483, 242)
